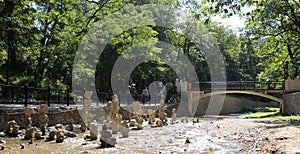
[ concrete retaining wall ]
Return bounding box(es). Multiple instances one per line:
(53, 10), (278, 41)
(283, 92), (300, 115)
(167, 96), (279, 116)
(195, 96), (279, 116)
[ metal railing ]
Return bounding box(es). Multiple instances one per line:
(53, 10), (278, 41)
(190, 81), (285, 91)
(0, 81), (285, 107)
(0, 83), (109, 107)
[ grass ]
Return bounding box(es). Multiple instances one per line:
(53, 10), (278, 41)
(243, 107), (300, 123)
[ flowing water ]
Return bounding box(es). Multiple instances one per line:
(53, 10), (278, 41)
(1, 118), (243, 154)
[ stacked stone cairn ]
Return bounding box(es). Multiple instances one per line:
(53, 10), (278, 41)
(129, 101), (144, 130)
(102, 94), (130, 142)
(85, 121), (98, 141)
(24, 107), (33, 129)
(104, 101), (113, 122)
(80, 91), (93, 132)
(5, 120), (20, 137)
(171, 108), (177, 124)
(24, 107), (38, 140)
(130, 113), (143, 130)
(120, 121), (129, 138)
(106, 95), (122, 134)
(148, 109), (155, 125)
(46, 129), (56, 141)
(55, 128), (64, 143)
(158, 96), (168, 124)
(45, 124), (76, 143)
(100, 123), (116, 148)
(39, 104), (49, 136)
(66, 118), (74, 131)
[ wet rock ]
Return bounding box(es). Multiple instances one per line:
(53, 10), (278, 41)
(0, 132), (5, 137)
(66, 118), (74, 131)
(5, 120), (20, 137)
(185, 138), (191, 144)
(130, 119), (137, 127)
(142, 114), (147, 120)
(275, 136), (288, 140)
(55, 129), (64, 143)
(120, 121), (129, 138)
(34, 131), (43, 140)
(56, 136), (64, 143)
(100, 123), (116, 148)
(28, 139), (33, 145)
(134, 123), (143, 130)
(64, 130), (77, 137)
(192, 118), (200, 124)
(24, 126), (35, 140)
(55, 124), (64, 129)
(80, 123), (87, 132)
(46, 129), (56, 141)
(110, 122), (119, 134)
(20, 144), (25, 149)
(81, 142), (87, 145)
(156, 119), (163, 127)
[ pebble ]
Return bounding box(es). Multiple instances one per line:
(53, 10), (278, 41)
(81, 151), (88, 153)
(64, 131), (77, 137)
(28, 139), (33, 145)
(185, 138), (191, 144)
(1, 146), (5, 150)
(0, 140), (6, 144)
(20, 144), (25, 149)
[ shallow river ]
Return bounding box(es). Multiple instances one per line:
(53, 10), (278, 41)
(1, 118), (242, 154)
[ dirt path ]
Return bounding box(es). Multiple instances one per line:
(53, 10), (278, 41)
(0, 117), (300, 153)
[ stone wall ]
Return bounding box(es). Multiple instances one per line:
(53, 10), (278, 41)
(283, 92), (300, 115)
(0, 105), (159, 131)
(0, 109), (81, 131)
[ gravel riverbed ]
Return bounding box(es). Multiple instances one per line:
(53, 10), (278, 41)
(0, 117), (299, 154)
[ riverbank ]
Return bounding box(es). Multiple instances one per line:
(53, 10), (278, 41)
(0, 116), (299, 153)
(209, 117), (300, 153)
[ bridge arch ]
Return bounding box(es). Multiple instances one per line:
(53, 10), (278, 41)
(189, 90), (284, 111)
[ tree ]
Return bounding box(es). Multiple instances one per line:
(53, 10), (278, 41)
(202, 0), (300, 80)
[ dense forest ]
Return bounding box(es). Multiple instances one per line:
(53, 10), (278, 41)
(0, 0), (299, 94)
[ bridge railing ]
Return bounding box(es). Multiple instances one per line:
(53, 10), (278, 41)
(190, 81), (284, 91)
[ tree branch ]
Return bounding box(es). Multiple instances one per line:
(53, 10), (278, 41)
(76, 0), (109, 36)
(284, 0), (300, 30)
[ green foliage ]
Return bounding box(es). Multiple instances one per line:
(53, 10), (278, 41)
(202, 0), (300, 80)
(1, 0), (293, 96)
